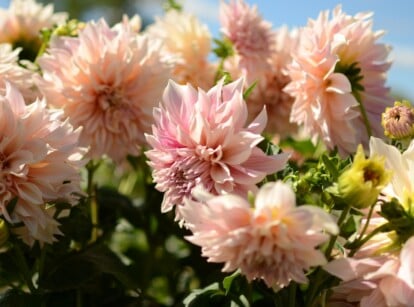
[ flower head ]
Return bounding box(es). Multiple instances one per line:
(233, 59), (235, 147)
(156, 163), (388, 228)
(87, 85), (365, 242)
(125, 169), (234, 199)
(0, 43), (38, 101)
(284, 6), (393, 156)
(338, 144), (391, 209)
(0, 0), (67, 60)
(370, 137), (414, 208)
(36, 19), (172, 162)
(145, 78), (289, 221)
(219, 0), (274, 81)
(182, 181), (338, 289)
(382, 100), (414, 140)
(246, 26), (300, 138)
(146, 10), (215, 90)
(325, 236), (414, 307)
(0, 83), (84, 246)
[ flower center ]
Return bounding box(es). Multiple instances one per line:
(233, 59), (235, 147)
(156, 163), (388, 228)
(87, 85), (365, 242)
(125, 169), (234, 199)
(97, 86), (124, 111)
(195, 145), (223, 163)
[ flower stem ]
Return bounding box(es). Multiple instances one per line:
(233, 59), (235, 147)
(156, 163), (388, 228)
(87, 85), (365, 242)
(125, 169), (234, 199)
(349, 223), (390, 257)
(86, 160), (100, 243)
(288, 283), (297, 307)
(14, 245), (36, 293)
(354, 91), (372, 138)
(324, 205), (351, 259)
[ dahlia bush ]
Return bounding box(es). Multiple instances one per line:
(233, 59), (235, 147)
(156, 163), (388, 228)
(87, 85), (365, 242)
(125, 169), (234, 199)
(0, 0), (413, 306)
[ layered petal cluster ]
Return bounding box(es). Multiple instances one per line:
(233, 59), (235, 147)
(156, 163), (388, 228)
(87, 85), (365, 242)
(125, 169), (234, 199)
(325, 236), (414, 307)
(0, 0), (67, 60)
(369, 136), (414, 205)
(182, 181), (338, 289)
(36, 19), (172, 162)
(220, 0), (274, 81)
(145, 78), (289, 220)
(0, 43), (38, 101)
(0, 83), (84, 246)
(246, 26), (300, 138)
(146, 10), (215, 90)
(284, 6), (392, 156)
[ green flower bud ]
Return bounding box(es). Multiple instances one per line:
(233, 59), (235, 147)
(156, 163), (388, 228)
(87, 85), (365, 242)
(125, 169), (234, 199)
(0, 218), (9, 247)
(338, 145), (391, 209)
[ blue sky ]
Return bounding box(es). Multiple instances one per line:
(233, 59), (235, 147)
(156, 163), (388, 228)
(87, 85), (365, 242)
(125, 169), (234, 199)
(1, 0), (413, 100)
(181, 0), (414, 100)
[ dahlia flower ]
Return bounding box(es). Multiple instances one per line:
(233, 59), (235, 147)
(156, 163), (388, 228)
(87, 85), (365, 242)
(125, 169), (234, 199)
(369, 136), (414, 206)
(325, 236), (414, 306)
(36, 19), (172, 162)
(220, 0), (274, 82)
(181, 181), (338, 289)
(0, 83), (84, 246)
(146, 10), (215, 90)
(284, 6), (393, 156)
(0, 43), (38, 101)
(0, 0), (67, 60)
(246, 26), (299, 138)
(145, 78), (289, 220)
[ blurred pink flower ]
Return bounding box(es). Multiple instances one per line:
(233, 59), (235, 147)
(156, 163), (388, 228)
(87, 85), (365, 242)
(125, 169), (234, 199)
(325, 236), (414, 307)
(0, 43), (38, 101)
(36, 19), (172, 162)
(246, 26), (300, 138)
(285, 6), (392, 156)
(0, 0), (67, 59)
(0, 83), (84, 246)
(182, 181), (338, 289)
(145, 78), (289, 220)
(220, 0), (274, 82)
(146, 10), (215, 90)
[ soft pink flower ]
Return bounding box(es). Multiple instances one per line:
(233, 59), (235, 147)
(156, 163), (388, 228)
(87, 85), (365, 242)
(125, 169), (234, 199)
(146, 10), (215, 90)
(182, 181), (338, 289)
(246, 26), (300, 138)
(0, 0), (67, 59)
(0, 43), (38, 101)
(325, 236), (414, 307)
(145, 78), (289, 221)
(220, 0), (274, 82)
(0, 83), (84, 246)
(36, 19), (172, 162)
(284, 6), (392, 156)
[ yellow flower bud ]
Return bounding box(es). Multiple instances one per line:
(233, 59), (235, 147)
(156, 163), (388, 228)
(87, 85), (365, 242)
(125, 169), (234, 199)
(338, 145), (391, 209)
(0, 218), (9, 247)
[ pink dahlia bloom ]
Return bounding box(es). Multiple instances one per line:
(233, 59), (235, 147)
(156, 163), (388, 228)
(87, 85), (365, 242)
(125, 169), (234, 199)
(220, 0), (274, 82)
(145, 78), (289, 220)
(246, 26), (300, 138)
(146, 10), (215, 90)
(0, 83), (84, 246)
(325, 236), (414, 307)
(36, 19), (172, 162)
(0, 0), (67, 59)
(0, 43), (38, 101)
(181, 181), (338, 289)
(284, 6), (392, 156)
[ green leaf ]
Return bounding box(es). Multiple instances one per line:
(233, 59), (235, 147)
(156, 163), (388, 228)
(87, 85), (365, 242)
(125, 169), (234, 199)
(0, 289), (41, 307)
(243, 81), (257, 100)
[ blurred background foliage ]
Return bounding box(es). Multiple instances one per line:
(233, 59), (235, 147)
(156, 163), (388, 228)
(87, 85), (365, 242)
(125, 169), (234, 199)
(38, 0), (164, 27)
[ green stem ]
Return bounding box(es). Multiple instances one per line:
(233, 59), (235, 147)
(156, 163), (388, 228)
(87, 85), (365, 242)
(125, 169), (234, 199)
(354, 91), (372, 138)
(324, 205), (351, 259)
(86, 161), (100, 243)
(14, 245), (36, 293)
(356, 203), (375, 243)
(349, 223), (390, 257)
(288, 283), (297, 307)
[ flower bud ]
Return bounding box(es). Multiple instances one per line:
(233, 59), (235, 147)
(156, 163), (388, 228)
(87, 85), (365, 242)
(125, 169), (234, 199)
(382, 100), (414, 140)
(338, 145), (391, 209)
(0, 218), (9, 247)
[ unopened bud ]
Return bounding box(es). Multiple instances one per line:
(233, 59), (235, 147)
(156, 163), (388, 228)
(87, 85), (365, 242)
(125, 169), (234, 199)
(382, 100), (414, 140)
